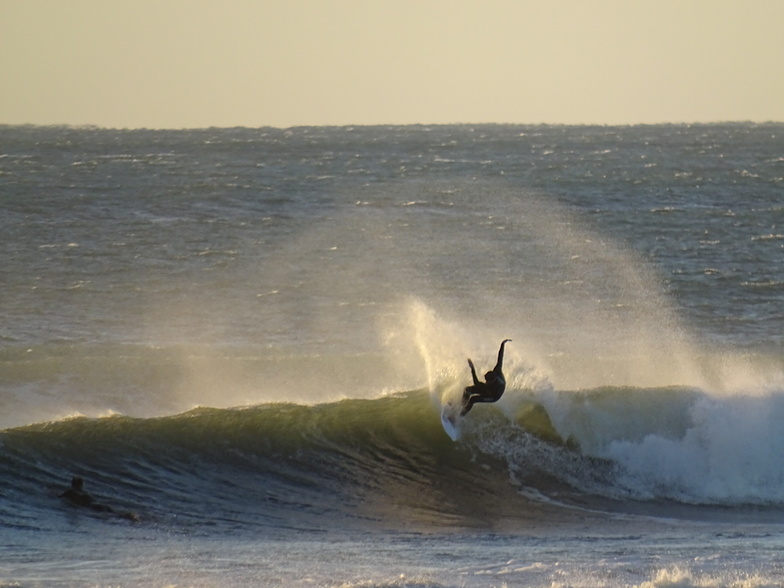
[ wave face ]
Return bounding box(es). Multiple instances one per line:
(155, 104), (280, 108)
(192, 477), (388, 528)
(1, 391), (553, 533)
(2, 393), (497, 528)
(6, 384), (784, 536)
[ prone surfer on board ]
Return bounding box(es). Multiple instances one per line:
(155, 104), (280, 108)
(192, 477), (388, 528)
(460, 339), (512, 416)
(59, 476), (138, 521)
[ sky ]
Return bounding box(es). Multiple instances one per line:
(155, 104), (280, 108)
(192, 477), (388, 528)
(2, 0), (783, 128)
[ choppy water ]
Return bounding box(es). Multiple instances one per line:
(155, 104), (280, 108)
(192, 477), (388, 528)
(2, 123), (784, 587)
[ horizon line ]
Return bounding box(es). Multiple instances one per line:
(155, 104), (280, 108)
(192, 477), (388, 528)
(3, 120), (783, 132)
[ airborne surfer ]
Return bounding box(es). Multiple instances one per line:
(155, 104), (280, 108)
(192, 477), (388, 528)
(460, 339), (512, 417)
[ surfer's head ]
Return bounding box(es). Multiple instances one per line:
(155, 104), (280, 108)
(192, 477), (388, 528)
(71, 476), (84, 490)
(485, 371), (496, 382)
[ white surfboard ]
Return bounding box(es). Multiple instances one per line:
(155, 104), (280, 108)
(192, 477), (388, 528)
(440, 402), (461, 441)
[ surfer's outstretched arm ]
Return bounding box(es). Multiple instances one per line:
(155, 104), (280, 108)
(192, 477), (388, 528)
(493, 339), (512, 373)
(467, 358), (480, 386)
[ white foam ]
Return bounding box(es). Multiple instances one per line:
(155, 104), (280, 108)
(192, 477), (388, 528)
(605, 388), (784, 504)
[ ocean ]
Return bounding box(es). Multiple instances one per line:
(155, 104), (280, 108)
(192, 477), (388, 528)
(1, 123), (784, 587)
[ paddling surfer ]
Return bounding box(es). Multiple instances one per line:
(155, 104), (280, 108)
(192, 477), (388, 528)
(460, 339), (512, 416)
(59, 476), (138, 521)
(59, 476), (108, 509)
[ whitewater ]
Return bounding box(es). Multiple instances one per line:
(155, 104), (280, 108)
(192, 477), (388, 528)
(2, 123), (784, 587)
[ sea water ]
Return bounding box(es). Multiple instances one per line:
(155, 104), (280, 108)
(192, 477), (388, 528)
(2, 123), (784, 587)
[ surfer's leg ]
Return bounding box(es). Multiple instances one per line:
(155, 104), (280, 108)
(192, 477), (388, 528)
(462, 391), (501, 416)
(460, 394), (481, 416)
(461, 385), (478, 415)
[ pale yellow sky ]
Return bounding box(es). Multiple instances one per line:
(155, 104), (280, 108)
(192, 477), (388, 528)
(2, 0), (782, 128)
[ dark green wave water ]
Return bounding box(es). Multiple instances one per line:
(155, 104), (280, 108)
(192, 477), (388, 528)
(1, 390), (621, 534)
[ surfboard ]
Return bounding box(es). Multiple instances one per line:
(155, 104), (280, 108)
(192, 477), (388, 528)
(440, 402), (461, 441)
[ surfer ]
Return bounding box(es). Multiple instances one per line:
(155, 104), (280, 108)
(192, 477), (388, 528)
(460, 339), (512, 417)
(59, 476), (138, 521)
(60, 476), (107, 509)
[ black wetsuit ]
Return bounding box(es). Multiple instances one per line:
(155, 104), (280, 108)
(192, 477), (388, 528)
(60, 477), (113, 512)
(461, 339), (511, 416)
(59, 476), (134, 518)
